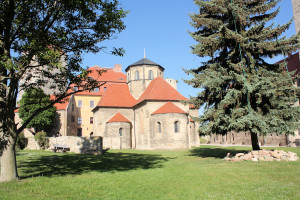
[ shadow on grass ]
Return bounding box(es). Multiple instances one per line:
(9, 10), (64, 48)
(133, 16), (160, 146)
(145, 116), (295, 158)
(189, 147), (249, 159)
(19, 151), (171, 179)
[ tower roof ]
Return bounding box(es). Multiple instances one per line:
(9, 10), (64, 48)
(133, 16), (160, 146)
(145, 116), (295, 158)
(95, 83), (136, 108)
(107, 113), (131, 123)
(136, 76), (188, 105)
(152, 102), (188, 115)
(125, 58), (164, 72)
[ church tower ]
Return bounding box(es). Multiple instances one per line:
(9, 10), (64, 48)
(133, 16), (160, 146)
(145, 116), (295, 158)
(125, 58), (164, 99)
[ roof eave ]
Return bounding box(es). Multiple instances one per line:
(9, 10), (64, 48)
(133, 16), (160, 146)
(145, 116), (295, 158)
(125, 64), (165, 72)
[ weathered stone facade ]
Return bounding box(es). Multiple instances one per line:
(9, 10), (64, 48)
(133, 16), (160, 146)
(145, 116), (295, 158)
(209, 132), (289, 147)
(105, 122), (132, 149)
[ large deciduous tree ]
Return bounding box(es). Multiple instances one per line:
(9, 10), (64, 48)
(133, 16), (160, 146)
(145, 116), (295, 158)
(185, 0), (300, 150)
(0, 0), (126, 182)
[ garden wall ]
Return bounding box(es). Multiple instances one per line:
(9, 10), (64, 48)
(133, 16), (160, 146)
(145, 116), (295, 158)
(26, 136), (103, 154)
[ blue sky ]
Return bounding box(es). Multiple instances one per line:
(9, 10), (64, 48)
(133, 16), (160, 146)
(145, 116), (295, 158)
(82, 0), (297, 114)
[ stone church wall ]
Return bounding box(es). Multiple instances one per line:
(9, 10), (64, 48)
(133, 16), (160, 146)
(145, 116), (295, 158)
(134, 101), (192, 149)
(149, 113), (189, 149)
(93, 107), (134, 137)
(104, 122), (132, 149)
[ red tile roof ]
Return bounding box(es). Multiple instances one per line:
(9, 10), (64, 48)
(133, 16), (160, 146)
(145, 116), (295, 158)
(137, 77), (188, 105)
(277, 52), (300, 76)
(50, 95), (70, 110)
(152, 102), (187, 115)
(96, 83), (136, 108)
(190, 118), (194, 122)
(87, 66), (126, 82)
(107, 113), (131, 123)
(70, 66), (126, 96)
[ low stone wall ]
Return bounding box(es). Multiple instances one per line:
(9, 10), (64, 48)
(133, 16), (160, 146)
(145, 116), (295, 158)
(224, 149), (299, 162)
(26, 138), (41, 150)
(26, 136), (103, 154)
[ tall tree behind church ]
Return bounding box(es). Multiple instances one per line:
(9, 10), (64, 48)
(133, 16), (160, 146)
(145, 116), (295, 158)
(185, 0), (300, 150)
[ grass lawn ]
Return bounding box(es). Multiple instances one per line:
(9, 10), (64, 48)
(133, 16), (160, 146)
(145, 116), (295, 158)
(0, 146), (299, 200)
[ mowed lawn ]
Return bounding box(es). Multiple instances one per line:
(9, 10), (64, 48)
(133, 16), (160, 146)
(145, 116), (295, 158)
(0, 146), (299, 200)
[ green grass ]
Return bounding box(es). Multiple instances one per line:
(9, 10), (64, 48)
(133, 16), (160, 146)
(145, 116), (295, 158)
(0, 146), (299, 200)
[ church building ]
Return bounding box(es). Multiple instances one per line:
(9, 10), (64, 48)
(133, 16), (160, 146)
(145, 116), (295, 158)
(92, 57), (200, 150)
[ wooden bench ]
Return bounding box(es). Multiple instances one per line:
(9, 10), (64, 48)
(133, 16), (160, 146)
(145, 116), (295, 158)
(52, 144), (70, 153)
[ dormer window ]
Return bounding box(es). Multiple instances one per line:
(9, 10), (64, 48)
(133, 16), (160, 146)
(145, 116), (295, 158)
(74, 86), (78, 91)
(92, 87), (99, 93)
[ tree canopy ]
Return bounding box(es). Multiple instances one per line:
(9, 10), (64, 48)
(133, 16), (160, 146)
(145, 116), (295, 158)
(186, 0), (300, 150)
(18, 88), (56, 133)
(0, 0), (127, 182)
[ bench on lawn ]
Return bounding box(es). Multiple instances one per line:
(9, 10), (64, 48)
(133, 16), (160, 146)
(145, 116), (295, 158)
(52, 144), (70, 153)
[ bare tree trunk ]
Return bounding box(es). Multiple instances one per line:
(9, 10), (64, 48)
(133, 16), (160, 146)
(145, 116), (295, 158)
(250, 131), (261, 151)
(0, 133), (18, 182)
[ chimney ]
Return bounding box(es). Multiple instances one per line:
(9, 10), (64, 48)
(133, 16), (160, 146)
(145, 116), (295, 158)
(114, 64), (122, 72)
(165, 78), (177, 90)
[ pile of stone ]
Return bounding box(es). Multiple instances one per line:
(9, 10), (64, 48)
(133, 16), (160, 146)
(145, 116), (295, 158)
(224, 149), (299, 162)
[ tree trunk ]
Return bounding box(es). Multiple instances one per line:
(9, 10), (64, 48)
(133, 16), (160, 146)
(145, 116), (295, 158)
(0, 134), (18, 182)
(250, 131), (261, 150)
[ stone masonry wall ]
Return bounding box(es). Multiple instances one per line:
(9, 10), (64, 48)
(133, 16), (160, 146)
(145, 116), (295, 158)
(104, 122), (132, 149)
(26, 136), (102, 153)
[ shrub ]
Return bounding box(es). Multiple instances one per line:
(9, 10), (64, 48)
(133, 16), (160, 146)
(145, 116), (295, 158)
(35, 131), (49, 149)
(16, 132), (28, 150)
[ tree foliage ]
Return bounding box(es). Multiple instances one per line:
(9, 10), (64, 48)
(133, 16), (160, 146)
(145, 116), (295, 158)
(18, 88), (56, 132)
(0, 0), (126, 182)
(186, 0), (300, 150)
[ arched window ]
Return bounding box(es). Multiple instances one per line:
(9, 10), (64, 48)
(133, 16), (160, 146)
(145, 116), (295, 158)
(174, 121), (179, 133)
(135, 71), (139, 80)
(119, 128), (123, 136)
(157, 122), (161, 133)
(148, 70), (154, 80)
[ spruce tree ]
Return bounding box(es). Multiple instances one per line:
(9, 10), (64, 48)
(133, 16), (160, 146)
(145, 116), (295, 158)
(186, 0), (300, 150)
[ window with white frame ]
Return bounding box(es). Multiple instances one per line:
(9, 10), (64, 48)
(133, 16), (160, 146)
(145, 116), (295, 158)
(78, 100), (82, 108)
(78, 117), (82, 125)
(90, 100), (95, 108)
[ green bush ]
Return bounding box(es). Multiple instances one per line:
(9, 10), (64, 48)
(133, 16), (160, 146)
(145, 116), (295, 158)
(35, 131), (49, 149)
(16, 132), (28, 150)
